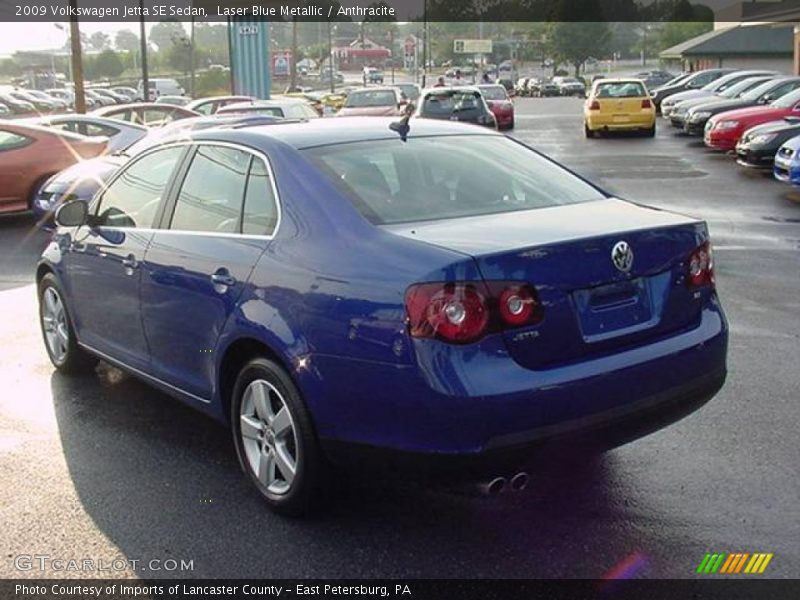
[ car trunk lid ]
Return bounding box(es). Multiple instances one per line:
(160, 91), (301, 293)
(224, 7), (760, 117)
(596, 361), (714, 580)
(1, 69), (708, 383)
(386, 198), (708, 369)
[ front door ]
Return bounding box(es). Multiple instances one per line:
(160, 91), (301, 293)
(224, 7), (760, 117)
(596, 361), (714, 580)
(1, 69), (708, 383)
(67, 145), (186, 370)
(141, 144), (279, 400)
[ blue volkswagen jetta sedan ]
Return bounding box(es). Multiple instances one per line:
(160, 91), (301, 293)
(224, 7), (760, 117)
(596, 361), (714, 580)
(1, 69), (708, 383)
(37, 118), (728, 515)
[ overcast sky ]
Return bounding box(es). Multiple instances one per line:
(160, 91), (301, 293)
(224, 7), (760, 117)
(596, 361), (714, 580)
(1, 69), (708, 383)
(0, 22), (187, 56)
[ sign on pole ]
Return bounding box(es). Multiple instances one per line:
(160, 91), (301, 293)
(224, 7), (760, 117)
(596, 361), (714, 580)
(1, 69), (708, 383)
(454, 39), (493, 54)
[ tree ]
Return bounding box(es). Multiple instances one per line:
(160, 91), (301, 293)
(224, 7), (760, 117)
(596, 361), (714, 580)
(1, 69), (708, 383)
(115, 29), (139, 52)
(547, 21), (611, 76)
(149, 20), (186, 51)
(89, 32), (110, 51)
(658, 21), (713, 53)
(91, 49), (124, 78)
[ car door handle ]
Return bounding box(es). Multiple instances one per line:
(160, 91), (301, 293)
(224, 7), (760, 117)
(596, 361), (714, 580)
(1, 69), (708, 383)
(211, 271), (236, 287)
(121, 255), (138, 269)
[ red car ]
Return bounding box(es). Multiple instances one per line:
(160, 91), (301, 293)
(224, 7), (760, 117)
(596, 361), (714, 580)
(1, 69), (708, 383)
(0, 122), (107, 215)
(478, 84), (515, 130)
(705, 87), (800, 151)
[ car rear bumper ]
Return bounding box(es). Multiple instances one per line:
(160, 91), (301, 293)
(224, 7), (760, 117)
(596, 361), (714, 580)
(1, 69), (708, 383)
(323, 365), (726, 477)
(586, 114), (655, 131)
(311, 300), (728, 467)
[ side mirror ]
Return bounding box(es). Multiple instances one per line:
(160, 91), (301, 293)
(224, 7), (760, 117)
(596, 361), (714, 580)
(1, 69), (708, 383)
(54, 200), (88, 228)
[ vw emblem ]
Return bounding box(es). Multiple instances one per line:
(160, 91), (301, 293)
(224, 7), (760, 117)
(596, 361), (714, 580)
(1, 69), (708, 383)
(611, 241), (634, 273)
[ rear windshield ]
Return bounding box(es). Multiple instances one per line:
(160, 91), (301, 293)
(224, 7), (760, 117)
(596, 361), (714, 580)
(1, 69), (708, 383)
(479, 85), (507, 100)
(595, 81), (647, 98)
(303, 135), (604, 225)
(345, 90), (396, 108)
(421, 90), (482, 117)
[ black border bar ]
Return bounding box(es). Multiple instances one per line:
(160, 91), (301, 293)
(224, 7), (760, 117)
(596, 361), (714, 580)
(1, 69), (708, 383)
(3, 579), (800, 600)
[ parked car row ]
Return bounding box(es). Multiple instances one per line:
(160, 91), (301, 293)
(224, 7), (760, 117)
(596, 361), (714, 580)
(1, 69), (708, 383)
(515, 76), (577, 97)
(651, 67), (800, 188)
(1, 83), (517, 225)
(0, 95), (295, 220)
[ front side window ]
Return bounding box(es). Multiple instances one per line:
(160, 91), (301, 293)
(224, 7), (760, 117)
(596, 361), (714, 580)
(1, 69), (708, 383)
(304, 135), (604, 225)
(0, 130), (33, 151)
(94, 146), (184, 228)
(170, 145), (250, 233)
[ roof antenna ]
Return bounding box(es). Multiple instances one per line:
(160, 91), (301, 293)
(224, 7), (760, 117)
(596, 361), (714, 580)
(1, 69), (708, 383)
(389, 102), (415, 142)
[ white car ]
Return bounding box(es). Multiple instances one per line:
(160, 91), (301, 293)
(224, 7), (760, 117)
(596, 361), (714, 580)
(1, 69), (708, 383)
(137, 78), (185, 102)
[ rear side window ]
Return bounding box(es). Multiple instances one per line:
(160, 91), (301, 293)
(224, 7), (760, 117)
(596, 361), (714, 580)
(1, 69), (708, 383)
(52, 121), (119, 137)
(595, 82), (646, 98)
(0, 130), (32, 151)
(242, 159), (278, 235)
(170, 145), (250, 233)
(94, 146), (184, 228)
(304, 135), (604, 225)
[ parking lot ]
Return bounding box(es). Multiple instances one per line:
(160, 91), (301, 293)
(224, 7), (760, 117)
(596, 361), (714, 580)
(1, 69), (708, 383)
(0, 97), (797, 579)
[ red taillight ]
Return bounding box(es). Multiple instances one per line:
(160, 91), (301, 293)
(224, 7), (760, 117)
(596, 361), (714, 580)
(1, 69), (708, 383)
(490, 282), (544, 327)
(405, 281), (543, 344)
(641, 99), (652, 109)
(687, 242), (715, 289)
(588, 100), (600, 110)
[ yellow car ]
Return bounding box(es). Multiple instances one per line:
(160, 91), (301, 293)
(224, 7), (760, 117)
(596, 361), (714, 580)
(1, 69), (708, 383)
(584, 78), (656, 138)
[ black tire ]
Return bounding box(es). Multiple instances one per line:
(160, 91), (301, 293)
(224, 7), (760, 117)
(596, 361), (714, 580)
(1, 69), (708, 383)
(231, 357), (325, 516)
(38, 273), (96, 374)
(584, 123), (594, 138)
(645, 124), (656, 138)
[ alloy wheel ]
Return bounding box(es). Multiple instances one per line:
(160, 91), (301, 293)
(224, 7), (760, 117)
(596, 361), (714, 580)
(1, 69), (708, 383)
(42, 287), (68, 364)
(239, 379), (299, 495)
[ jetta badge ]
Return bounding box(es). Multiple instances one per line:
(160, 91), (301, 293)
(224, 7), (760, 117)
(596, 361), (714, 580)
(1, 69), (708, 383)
(611, 241), (634, 273)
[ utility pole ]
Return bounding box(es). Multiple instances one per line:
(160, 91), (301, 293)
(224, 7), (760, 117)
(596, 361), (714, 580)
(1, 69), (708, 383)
(390, 29), (395, 84)
(421, 0), (427, 87)
(139, 0), (149, 101)
(68, 0), (85, 113)
(327, 20), (334, 93)
(190, 17), (196, 97)
(290, 18), (298, 92)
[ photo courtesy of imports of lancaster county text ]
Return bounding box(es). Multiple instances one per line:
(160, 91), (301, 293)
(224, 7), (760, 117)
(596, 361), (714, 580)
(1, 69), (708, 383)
(0, 0), (798, 596)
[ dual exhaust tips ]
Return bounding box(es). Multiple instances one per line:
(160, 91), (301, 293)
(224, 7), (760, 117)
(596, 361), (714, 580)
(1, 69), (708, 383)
(479, 472), (530, 496)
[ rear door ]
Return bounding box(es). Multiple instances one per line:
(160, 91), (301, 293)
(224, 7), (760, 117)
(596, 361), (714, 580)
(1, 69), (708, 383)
(140, 143), (278, 400)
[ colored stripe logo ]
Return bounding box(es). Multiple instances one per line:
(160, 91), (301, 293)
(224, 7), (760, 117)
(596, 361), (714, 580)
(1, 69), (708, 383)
(697, 553), (773, 574)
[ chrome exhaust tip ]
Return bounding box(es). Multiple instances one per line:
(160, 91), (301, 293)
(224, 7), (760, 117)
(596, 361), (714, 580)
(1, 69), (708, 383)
(509, 472), (530, 492)
(479, 477), (507, 496)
